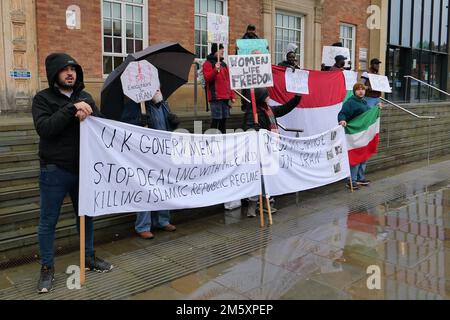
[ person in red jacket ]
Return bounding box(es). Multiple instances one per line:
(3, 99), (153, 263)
(203, 43), (235, 133)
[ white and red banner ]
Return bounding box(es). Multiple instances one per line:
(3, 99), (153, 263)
(268, 66), (347, 137)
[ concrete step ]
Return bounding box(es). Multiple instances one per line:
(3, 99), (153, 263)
(0, 136), (39, 148)
(0, 202), (74, 233)
(0, 183), (39, 202)
(0, 165), (39, 182)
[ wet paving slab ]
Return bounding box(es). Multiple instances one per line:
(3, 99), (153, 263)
(0, 158), (449, 300)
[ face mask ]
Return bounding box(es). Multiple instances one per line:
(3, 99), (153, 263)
(152, 91), (163, 104)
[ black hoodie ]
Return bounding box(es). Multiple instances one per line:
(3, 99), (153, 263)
(32, 53), (100, 174)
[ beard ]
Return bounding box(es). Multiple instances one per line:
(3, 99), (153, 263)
(56, 77), (76, 90)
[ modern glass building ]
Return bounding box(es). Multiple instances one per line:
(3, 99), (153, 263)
(387, 0), (450, 102)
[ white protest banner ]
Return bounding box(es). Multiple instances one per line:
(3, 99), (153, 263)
(120, 60), (160, 103)
(285, 69), (309, 94)
(228, 54), (273, 90)
(259, 126), (350, 196)
(368, 74), (392, 93)
(322, 46), (351, 67)
(207, 13), (229, 44)
(79, 117), (262, 217)
(343, 70), (358, 90)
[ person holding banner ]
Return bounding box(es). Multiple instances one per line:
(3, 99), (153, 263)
(243, 88), (302, 217)
(32, 53), (113, 293)
(338, 83), (371, 190)
(330, 55), (348, 71)
(120, 89), (179, 240)
(203, 43), (236, 133)
(361, 58), (383, 108)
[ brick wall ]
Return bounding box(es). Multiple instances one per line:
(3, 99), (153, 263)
(322, 0), (371, 71)
(36, 0), (102, 81)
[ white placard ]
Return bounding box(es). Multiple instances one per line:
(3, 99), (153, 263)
(120, 60), (160, 103)
(343, 70), (358, 91)
(368, 74), (392, 93)
(259, 126), (350, 196)
(322, 46), (351, 67)
(79, 117), (262, 217)
(285, 69), (309, 94)
(228, 54), (273, 90)
(207, 13), (229, 44)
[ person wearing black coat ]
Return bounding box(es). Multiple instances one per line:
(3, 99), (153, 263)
(32, 53), (113, 294)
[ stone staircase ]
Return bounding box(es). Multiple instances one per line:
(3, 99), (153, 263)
(0, 103), (449, 265)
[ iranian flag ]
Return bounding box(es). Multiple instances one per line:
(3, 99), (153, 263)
(345, 107), (381, 166)
(268, 66), (351, 136)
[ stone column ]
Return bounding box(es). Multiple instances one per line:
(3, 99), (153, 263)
(0, 0), (39, 113)
(369, 0), (388, 76)
(314, 0), (324, 70)
(262, 0), (273, 58)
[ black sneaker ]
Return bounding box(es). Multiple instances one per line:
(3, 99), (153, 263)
(357, 180), (371, 186)
(346, 182), (360, 190)
(85, 256), (113, 273)
(37, 265), (54, 294)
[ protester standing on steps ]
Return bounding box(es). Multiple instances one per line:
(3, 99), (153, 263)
(32, 53), (113, 294)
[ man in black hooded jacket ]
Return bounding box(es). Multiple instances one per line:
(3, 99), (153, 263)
(32, 53), (113, 294)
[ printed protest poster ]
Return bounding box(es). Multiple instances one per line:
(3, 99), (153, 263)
(259, 126), (350, 196)
(368, 74), (392, 93)
(322, 46), (351, 67)
(343, 70), (358, 90)
(228, 54), (273, 90)
(207, 13), (229, 44)
(285, 69), (310, 94)
(236, 39), (269, 55)
(120, 60), (160, 103)
(79, 117), (262, 216)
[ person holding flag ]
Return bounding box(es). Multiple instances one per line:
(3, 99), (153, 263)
(338, 83), (381, 190)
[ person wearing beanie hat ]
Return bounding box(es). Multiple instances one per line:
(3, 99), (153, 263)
(32, 53), (113, 293)
(203, 44), (235, 133)
(338, 83), (372, 190)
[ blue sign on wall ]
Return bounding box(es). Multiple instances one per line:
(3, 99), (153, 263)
(10, 70), (31, 79)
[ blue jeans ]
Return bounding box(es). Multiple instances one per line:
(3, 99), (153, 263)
(364, 97), (380, 108)
(135, 211), (171, 233)
(350, 161), (367, 184)
(38, 165), (94, 267)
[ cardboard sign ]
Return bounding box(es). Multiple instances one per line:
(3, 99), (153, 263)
(285, 69), (309, 94)
(343, 70), (358, 91)
(120, 60), (160, 103)
(322, 46), (351, 67)
(228, 54), (273, 90)
(236, 39), (269, 55)
(368, 74), (392, 93)
(207, 13), (229, 44)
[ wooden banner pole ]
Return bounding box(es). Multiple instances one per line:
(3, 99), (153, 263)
(80, 215), (86, 286)
(266, 196), (273, 225)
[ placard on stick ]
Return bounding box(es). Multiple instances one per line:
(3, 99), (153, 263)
(285, 69), (310, 94)
(322, 46), (351, 67)
(368, 74), (392, 93)
(207, 13), (229, 44)
(228, 54), (273, 90)
(236, 39), (269, 55)
(120, 60), (160, 103)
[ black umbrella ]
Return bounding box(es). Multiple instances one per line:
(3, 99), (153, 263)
(101, 42), (195, 120)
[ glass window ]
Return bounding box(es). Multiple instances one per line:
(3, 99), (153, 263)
(432, 0), (442, 51)
(340, 24), (356, 70)
(102, 0), (148, 75)
(194, 0), (227, 60)
(422, 0), (432, 49)
(402, 0), (413, 47)
(275, 11), (304, 67)
(390, 0), (401, 45)
(440, 0), (448, 52)
(413, 0), (423, 48)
